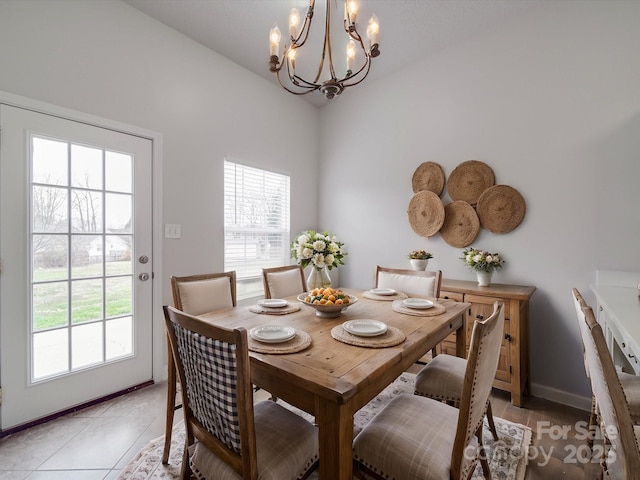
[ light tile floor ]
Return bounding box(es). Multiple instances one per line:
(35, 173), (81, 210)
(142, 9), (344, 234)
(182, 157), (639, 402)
(0, 373), (598, 480)
(0, 381), (172, 480)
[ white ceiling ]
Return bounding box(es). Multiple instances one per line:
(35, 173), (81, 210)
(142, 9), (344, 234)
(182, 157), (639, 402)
(123, 0), (546, 107)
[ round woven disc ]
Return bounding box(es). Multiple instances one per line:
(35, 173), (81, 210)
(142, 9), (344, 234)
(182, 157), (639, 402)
(446, 160), (495, 205)
(412, 161), (445, 196)
(407, 191), (445, 237)
(476, 184), (526, 233)
(440, 201), (480, 248)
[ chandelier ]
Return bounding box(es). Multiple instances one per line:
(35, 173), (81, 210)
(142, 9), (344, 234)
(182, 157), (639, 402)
(268, 0), (380, 100)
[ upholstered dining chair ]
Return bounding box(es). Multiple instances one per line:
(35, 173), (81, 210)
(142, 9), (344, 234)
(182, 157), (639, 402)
(375, 265), (443, 362)
(413, 302), (502, 441)
(262, 265), (307, 299)
(163, 271), (237, 464)
(572, 289), (640, 443)
(374, 265), (442, 299)
(578, 303), (640, 479)
(163, 306), (319, 480)
(353, 301), (504, 480)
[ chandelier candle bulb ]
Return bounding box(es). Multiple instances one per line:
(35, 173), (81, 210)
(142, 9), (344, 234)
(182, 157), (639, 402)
(367, 14), (379, 47)
(346, 40), (356, 71)
(269, 24), (280, 56)
(289, 8), (300, 38)
(346, 0), (358, 24)
(288, 48), (296, 69)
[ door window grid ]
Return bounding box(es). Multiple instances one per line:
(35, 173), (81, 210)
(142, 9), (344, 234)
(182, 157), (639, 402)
(30, 134), (134, 382)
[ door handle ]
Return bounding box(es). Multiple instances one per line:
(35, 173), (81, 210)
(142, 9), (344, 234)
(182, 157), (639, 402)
(139, 273), (150, 281)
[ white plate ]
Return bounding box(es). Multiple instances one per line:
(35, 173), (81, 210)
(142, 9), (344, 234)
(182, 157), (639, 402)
(370, 288), (396, 296)
(249, 325), (296, 343)
(343, 319), (388, 337)
(258, 299), (288, 308)
(402, 298), (434, 309)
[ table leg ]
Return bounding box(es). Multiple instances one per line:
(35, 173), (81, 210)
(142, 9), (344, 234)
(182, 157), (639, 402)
(315, 397), (354, 480)
(455, 312), (466, 358)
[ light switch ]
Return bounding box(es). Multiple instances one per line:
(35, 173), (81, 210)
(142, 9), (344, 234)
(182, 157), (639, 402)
(164, 224), (181, 239)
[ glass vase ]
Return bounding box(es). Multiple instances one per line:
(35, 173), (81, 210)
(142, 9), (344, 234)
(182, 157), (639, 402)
(307, 266), (332, 290)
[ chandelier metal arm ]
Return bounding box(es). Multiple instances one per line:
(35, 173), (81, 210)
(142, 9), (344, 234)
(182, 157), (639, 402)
(290, 4), (314, 51)
(340, 56), (372, 88)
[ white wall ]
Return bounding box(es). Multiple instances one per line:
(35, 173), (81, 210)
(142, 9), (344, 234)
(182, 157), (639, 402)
(0, 0), (320, 378)
(319, 0), (640, 407)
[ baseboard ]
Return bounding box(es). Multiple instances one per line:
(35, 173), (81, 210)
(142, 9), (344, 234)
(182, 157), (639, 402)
(530, 382), (592, 412)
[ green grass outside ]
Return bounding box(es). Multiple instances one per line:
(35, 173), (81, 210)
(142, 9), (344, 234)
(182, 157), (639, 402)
(33, 261), (133, 331)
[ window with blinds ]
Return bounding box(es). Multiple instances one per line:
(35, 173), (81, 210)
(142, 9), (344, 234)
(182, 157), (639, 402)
(223, 159), (290, 299)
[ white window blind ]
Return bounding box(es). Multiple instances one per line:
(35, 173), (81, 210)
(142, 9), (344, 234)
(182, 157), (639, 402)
(224, 159), (290, 299)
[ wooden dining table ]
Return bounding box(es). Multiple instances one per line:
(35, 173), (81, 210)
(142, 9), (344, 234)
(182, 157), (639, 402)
(199, 289), (469, 480)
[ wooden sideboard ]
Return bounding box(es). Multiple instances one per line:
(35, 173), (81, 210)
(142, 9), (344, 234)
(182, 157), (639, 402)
(438, 279), (536, 407)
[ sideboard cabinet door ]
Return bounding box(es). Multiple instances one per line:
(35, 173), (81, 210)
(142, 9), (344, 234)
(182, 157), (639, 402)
(439, 280), (536, 407)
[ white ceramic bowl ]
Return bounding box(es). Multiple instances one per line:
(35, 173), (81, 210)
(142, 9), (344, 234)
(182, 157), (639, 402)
(297, 292), (358, 318)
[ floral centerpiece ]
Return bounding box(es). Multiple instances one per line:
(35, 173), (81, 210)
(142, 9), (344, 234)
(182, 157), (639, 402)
(407, 250), (433, 260)
(461, 247), (504, 286)
(291, 230), (346, 289)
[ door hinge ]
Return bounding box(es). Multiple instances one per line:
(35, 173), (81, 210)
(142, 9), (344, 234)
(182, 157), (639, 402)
(0, 386), (3, 406)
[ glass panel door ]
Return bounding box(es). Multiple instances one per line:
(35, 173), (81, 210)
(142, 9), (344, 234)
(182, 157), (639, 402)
(0, 104), (153, 430)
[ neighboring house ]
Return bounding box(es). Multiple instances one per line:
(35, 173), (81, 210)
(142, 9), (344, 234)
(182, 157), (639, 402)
(88, 235), (131, 263)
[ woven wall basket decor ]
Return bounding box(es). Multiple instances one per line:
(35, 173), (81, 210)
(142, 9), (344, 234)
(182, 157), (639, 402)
(446, 160), (495, 205)
(407, 190), (445, 237)
(411, 161), (445, 196)
(476, 184), (526, 234)
(440, 200), (481, 247)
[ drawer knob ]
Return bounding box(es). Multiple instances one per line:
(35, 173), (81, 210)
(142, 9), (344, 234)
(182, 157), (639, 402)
(505, 333), (511, 341)
(476, 314), (484, 320)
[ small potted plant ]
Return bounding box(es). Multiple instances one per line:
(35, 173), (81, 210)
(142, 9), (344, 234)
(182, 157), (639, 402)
(461, 247), (504, 286)
(407, 250), (433, 271)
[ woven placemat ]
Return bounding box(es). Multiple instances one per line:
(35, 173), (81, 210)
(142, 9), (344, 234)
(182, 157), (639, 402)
(248, 330), (311, 354)
(331, 325), (406, 348)
(446, 160), (495, 205)
(476, 184), (526, 234)
(440, 200), (480, 248)
(407, 190), (445, 237)
(412, 161), (445, 196)
(248, 304), (301, 315)
(363, 290), (409, 301)
(391, 300), (447, 316)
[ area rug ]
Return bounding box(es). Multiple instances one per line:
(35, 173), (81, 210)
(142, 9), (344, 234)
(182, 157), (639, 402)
(118, 373), (531, 480)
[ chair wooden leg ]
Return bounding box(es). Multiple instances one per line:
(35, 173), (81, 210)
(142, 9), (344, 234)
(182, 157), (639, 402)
(476, 423), (492, 480)
(486, 400), (499, 441)
(588, 394), (597, 448)
(179, 440), (191, 480)
(480, 456), (492, 479)
(163, 343), (177, 464)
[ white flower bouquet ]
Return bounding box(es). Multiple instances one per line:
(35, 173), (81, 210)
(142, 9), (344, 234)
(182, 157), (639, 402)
(291, 230), (346, 271)
(461, 247), (504, 273)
